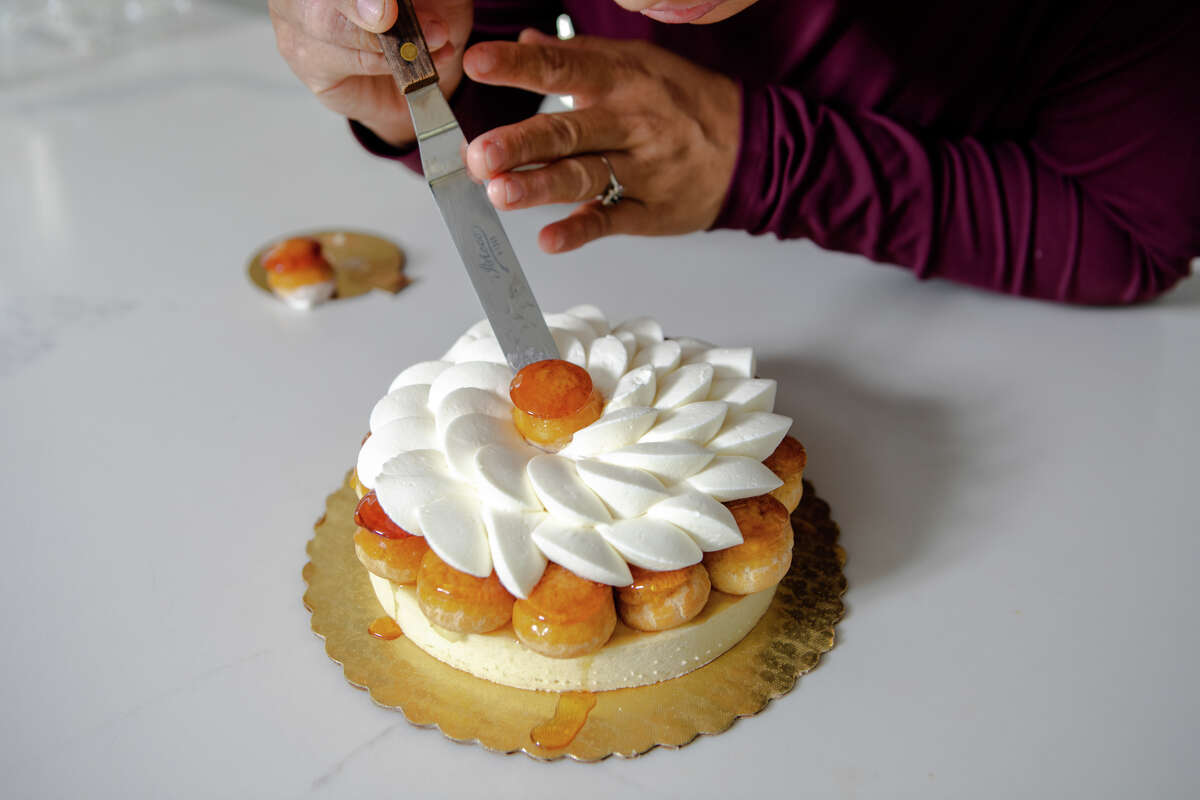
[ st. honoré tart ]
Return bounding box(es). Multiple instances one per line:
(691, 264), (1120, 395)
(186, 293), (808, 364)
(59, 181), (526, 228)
(352, 306), (806, 692)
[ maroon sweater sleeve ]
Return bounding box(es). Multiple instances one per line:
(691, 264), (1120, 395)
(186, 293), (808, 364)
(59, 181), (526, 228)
(352, 1), (561, 170)
(713, 8), (1200, 304)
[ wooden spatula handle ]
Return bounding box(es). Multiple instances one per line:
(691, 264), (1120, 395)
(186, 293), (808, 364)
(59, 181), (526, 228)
(378, 0), (438, 94)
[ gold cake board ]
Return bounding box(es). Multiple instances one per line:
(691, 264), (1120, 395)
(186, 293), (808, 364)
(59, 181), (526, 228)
(304, 472), (847, 761)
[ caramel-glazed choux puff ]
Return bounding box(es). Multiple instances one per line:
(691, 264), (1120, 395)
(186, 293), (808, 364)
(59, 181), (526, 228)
(352, 489), (429, 584)
(416, 550), (515, 634)
(512, 564), (618, 658)
(354, 528), (429, 585)
(704, 494), (794, 595)
(616, 564), (712, 632)
(764, 435), (806, 513)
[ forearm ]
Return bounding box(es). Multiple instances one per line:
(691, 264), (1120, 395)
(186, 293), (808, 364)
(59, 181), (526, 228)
(714, 85), (1195, 304)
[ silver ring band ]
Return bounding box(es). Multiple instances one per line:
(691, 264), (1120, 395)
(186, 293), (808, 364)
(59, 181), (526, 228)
(597, 154), (624, 206)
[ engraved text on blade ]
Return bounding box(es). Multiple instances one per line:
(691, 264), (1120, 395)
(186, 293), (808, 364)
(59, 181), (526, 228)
(473, 226), (509, 276)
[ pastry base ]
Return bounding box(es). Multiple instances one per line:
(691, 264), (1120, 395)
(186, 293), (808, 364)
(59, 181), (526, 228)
(369, 573), (775, 692)
(304, 471), (846, 760)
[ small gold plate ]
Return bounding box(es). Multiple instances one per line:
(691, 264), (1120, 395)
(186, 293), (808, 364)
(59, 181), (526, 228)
(303, 472), (847, 761)
(247, 231), (408, 303)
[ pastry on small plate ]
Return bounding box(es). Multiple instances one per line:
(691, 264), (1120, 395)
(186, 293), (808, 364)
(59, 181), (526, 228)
(261, 236), (336, 309)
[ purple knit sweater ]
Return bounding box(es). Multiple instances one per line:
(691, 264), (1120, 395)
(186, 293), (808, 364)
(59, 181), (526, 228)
(355, 0), (1200, 304)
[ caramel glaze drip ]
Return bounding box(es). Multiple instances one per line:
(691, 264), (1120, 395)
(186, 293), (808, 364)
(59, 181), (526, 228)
(367, 616), (403, 640)
(354, 490), (411, 538)
(530, 691), (597, 749)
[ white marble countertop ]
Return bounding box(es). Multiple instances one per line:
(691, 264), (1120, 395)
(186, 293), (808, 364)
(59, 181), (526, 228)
(3, 7), (1198, 798)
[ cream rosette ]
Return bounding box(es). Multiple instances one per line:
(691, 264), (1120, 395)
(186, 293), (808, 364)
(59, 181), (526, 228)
(356, 306), (792, 599)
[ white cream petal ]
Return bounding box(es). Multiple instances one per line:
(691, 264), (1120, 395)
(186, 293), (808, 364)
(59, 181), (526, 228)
(369, 384), (431, 432)
(631, 340), (682, 378)
(559, 406), (657, 458)
(417, 493), (493, 578)
(545, 314), (597, 349)
(653, 362), (714, 409)
(465, 318), (495, 338)
(606, 364), (656, 412)
(446, 335), (507, 365)
(482, 508), (548, 598)
(527, 454), (612, 524)
(594, 441), (714, 484)
(707, 377), (777, 413)
(613, 316), (665, 349)
(684, 456), (783, 502)
(434, 386), (511, 434)
(564, 304), (609, 336)
(641, 401), (728, 445)
(375, 472), (466, 535)
(388, 360), (452, 393)
(687, 347), (756, 378)
(442, 413), (524, 481)
(530, 518), (632, 586)
(576, 459), (670, 519)
(357, 415), (437, 489)
(597, 518), (702, 570)
(550, 330), (588, 367)
(707, 411), (793, 461)
(646, 490), (743, 551)
(473, 443), (542, 511)
(585, 335), (630, 400)
(379, 448), (451, 479)
(613, 330), (639, 360)
(441, 332), (478, 361)
(428, 361), (514, 410)
(672, 336), (714, 361)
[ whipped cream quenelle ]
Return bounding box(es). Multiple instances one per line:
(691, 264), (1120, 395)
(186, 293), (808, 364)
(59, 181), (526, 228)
(356, 306), (793, 600)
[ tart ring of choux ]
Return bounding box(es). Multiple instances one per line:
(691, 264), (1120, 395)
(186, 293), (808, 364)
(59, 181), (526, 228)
(705, 494), (794, 595)
(764, 435), (807, 513)
(617, 564), (712, 632)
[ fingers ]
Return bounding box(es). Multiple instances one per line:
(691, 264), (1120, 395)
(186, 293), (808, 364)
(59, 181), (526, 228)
(270, 1), (447, 51)
(273, 0), (458, 93)
(486, 154), (620, 210)
(271, 0), (380, 50)
(277, 22), (394, 89)
(517, 28), (619, 54)
(516, 27), (555, 45)
(311, 73), (415, 140)
(466, 109), (627, 179)
(336, 0), (396, 33)
(539, 200), (646, 254)
(344, 0), (447, 51)
(463, 38), (618, 100)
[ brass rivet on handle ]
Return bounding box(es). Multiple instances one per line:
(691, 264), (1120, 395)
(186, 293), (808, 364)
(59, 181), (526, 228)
(400, 42), (418, 62)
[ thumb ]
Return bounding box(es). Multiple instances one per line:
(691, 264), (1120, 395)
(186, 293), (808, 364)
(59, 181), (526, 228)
(340, 0), (398, 34)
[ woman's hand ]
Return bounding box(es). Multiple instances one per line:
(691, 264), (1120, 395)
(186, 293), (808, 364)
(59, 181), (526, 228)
(462, 29), (741, 253)
(269, 0), (473, 147)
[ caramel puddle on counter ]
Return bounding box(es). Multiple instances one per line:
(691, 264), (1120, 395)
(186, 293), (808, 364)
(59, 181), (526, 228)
(367, 617), (403, 640)
(531, 692), (597, 749)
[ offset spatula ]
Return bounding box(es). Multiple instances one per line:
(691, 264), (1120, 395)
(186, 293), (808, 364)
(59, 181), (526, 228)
(379, 2), (559, 371)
